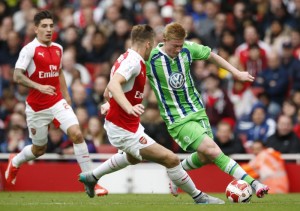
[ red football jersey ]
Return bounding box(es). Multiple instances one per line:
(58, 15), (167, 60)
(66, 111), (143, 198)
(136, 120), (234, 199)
(15, 38), (63, 111)
(106, 49), (146, 133)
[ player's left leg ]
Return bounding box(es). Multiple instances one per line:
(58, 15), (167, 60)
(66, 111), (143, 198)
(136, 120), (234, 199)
(195, 135), (269, 198)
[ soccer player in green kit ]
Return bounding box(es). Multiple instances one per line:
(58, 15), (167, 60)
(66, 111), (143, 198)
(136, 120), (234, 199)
(146, 22), (269, 198)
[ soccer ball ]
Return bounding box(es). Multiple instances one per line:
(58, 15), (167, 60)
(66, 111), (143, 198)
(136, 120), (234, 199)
(225, 180), (253, 203)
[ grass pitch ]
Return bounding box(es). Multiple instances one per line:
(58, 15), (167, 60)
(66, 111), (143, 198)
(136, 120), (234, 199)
(0, 192), (299, 211)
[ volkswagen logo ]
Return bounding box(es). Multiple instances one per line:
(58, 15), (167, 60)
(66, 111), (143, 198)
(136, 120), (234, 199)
(169, 72), (185, 89)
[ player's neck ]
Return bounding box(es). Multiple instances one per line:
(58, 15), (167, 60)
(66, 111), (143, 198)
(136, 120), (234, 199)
(131, 46), (146, 60)
(36, 38), (52, 46)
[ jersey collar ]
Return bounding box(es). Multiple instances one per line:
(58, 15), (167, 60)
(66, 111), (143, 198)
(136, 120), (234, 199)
(33, 38), (52, 47)
(128, 48), (145, 63)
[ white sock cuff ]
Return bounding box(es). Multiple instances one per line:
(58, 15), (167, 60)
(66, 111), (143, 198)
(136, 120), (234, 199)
(73, 142), (89, 155)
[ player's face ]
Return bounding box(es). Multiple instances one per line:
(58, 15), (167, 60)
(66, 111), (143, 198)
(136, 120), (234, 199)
(35, 19), (54, 46)
(164, 39), (184, 58)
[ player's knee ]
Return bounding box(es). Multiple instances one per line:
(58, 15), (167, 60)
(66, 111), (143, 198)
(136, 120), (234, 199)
(32, 145), (47, 157)
(165, 153), (180, 168)
(69, 130), (83, 143)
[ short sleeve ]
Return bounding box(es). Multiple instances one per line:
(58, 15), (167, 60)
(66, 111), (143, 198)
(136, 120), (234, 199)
(184, 41), (211, 61)
(115, 58), (140, 81)
(15, 46), (34, 71)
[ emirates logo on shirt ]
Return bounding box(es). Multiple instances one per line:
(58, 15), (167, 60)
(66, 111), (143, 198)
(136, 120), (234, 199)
(139, 136), (147, 144)
(31, 128), (36, 135)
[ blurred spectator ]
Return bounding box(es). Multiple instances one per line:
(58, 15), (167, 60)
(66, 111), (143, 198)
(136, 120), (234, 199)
(227, 1), (255, 45)
(201, 73), (236, 133)
(253, 51), (289, 118)
(84, 116), (107, 152)
(74, 106), (89, 134)
(281, 40), (300, 93)
(109, 0), (136, 25)
(91, 75), (108, 110)
(261, 0), (295, 33)
(62, 48), (91, 87)
(263, 19), (291, 55)
(241, 140), (289, 193)
(73, 0), (104, 28)
(0, 125), (30, 153)
(99, 4), (121, 37)
(12, 0), (35, 33)
(0, 89), (17, 123)
(194, 1), (219, 38)
(108, 18), (131, 55)
(46, 123), (65, 154)
(0, 16), (13, 42)
(181, 15), (198, 40)
(139, 1), (160, 24)
(281, 99), (297, 124)
(239, 43), (267, 78)
(70, 81), (98, 117)
(14, 84), (29, 102)
(202, 13), (227, 50)
(266, 114), (300, 153)
(0, 31), (22, 68)
(0, 1), (10, 23)
(82, 29), (111, 64)
(237, 102), (276, 152)
(235, 25), (271, 67)
(57, 25), (85, 61)
(214, 120), (246, 155)
(227, 79), (258, 119)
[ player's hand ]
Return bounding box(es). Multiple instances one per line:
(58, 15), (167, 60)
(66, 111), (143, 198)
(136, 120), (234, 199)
(235, 71), (255, 82)
(101, 102), (110, 115)
(129, 104), (144, 117)
(39, 85), (57, 95)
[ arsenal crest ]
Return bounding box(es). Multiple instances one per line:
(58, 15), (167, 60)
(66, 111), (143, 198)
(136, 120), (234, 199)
(31, 128), (36, 135)
(139, 136), (147, 144)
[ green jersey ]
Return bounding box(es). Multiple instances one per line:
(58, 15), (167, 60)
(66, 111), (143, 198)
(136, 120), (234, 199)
(146, 41), (211, 129)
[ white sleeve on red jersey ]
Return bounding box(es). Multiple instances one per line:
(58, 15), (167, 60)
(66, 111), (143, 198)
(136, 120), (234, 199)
(15, 45), (34, 71)
(115, 56), (140, 81)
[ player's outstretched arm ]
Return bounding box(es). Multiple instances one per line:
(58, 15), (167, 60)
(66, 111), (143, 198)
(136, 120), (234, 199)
(208, 52), (255, 82)
(13, 68), (57, 95)
(107, 73), (144, 117)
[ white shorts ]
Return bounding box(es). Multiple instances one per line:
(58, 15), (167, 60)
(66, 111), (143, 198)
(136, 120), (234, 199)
(26, 99), (79, 146)
(104, 120), (156, 160)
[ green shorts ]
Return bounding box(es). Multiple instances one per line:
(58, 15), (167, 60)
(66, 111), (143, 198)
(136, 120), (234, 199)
(168, 116), (214, 152)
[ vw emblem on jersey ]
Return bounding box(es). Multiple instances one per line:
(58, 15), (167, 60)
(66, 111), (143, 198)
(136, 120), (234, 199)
(169, 72), (185, 89)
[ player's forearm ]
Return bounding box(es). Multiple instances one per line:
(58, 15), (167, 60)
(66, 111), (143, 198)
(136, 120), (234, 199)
(13, 68), (40, 90)
(107, 81), (133, 114)
(209, 52), (240, 76)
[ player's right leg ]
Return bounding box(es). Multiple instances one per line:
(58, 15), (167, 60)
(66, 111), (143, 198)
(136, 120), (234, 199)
(140, 141), (224, 204)
(6, 105), (52, 185)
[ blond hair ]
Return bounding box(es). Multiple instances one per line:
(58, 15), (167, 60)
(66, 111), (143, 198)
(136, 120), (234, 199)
(163, 22), (187, 41)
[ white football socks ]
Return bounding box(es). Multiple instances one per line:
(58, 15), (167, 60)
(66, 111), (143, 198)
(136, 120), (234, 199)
(167, 164), (201, 198)
(93, 152), (131, 179)
(12, 145), (36, 167)
(73, 142), (92, 172)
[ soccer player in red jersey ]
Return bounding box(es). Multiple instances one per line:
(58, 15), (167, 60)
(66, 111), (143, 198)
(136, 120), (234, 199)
(5, 10), (106, 197)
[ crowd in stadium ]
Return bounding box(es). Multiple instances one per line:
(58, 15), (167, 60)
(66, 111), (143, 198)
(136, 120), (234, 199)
(1, 0), (300, 155)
